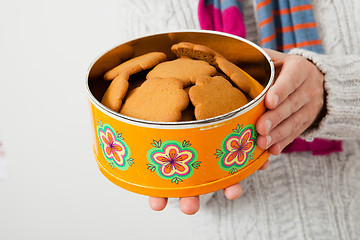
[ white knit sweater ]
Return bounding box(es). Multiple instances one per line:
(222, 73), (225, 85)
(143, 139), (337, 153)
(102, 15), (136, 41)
(118, 1), (360, 239)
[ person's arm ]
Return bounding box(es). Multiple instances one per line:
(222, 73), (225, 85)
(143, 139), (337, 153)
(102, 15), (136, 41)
(289, 49), (360, 141)
(256, 49), (360, 154)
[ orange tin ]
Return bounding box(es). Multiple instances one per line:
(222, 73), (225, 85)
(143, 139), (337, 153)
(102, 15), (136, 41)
(86, 31), (274, 198)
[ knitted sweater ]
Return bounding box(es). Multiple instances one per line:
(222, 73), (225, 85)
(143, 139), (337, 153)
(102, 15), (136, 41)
(119, 1), (360, 239)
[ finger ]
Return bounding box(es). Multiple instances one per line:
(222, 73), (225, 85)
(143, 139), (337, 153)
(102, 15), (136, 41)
(268, 143), (282, 155)
(224, 182), (242, 200)
(179, 196), (200, 215)
(260, 104), (319, 154)
(259, 159), (270, 170)
(149, 197), (168, 211)
(265, 56), (307, 110)
(256, 134), (271, 151)
(256, 80), (311, 136)
(270, 128), (310, 155)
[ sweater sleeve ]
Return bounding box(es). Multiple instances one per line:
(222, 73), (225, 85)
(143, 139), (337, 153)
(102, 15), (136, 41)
(289, 48), (360, 141)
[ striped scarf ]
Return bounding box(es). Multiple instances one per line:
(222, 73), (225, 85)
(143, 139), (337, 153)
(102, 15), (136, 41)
(198, 0), (323, 53)
(198, 0), (342, 155)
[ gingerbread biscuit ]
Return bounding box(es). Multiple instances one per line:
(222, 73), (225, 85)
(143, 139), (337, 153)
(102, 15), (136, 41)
(104, 52), (167, 80)
(101, 52), (167, 112)
(189, 76), (248, 120)
(146, 57), (216, 87)
(172, 42), (264, 99)
(101, 73), (129, 112)
(216, 57), (264, 100)
(171, 42), (220, 67)
(120, 77), (189, 122)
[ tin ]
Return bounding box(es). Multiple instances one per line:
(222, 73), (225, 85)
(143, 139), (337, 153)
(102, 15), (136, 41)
(86, 30), (274, 198)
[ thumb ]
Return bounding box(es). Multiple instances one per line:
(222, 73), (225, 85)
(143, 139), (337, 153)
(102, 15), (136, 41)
(263, 48), (287, 64)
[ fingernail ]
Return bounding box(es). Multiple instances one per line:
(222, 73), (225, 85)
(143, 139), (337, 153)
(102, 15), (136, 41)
(265, 119), (272, 133)
(273, 94), (279, 107)
(266, 135), (272, 148)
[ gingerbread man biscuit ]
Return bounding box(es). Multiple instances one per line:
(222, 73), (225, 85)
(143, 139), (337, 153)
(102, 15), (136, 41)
(101, 52), (167, 112)
(120, 77), (189, 122)
(171, 42), (264, 99)
(147, 57), (216, 87)
(189, 76), (248, 120)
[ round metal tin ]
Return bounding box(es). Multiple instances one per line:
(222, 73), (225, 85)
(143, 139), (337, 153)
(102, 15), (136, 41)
(86, 30), (274, 198)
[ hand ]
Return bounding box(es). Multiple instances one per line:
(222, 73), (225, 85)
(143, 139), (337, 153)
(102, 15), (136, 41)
(256, 49), (325, 155)
(148, 159), (270, 215)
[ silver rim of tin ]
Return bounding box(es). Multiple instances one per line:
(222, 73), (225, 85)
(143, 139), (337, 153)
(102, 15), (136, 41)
(85, 30), (275, 129)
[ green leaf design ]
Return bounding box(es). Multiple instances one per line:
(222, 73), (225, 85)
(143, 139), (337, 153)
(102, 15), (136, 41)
(171, 177), (183, 184)
(109, 162), (116, 169)
(233, 124), (243, 134)
(229, 167), (238, 175)
(191, 161), (201, 169)
(147, 164), (156, 172)
(98, 119), (103, 127)
(215, 149), (224, 158)
(116, 132), (124, 140)
(182, 140), (191, 148)
(127, 158), (134, 166)
(151, 140), (162, 148)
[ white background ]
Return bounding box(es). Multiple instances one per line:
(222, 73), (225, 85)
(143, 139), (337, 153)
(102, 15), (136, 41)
(0, 1), (203, 239)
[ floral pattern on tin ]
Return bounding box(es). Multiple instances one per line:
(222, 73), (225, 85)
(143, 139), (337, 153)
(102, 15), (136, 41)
(97, 120), (133, 170)
(215, 124), (256, 175)
(147, 140), (200, 184)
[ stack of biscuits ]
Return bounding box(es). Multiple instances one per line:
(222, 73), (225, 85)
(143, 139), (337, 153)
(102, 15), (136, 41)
(101, 42), (264, 122)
